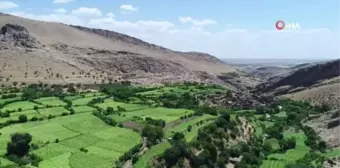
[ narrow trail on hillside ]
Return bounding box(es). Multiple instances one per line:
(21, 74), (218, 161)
(122, 137), (147, 168)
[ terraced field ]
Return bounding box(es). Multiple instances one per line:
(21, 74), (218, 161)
(0, 85), (258, 168)
(35, 97), (67, 106)
(165, 114), (216, 138)
(72, 106), (96, 113)
(0, 97), (21, 105)
(260, 160), (287, 168)
(0, 110), (35, 123)
(1, 101), (43, 112)
(97, 99), (149, 112)
(38, 107), (70, 116)
(262, 130), (310, 167)
(121, 107), (194, 123)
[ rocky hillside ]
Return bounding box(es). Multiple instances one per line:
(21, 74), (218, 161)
(254, 59), (340, 106)
(0, 13), (238, 86)
(249, 66), (289, 80)
(70, 25), (223, 63)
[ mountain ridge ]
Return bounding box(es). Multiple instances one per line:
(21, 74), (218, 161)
(0, 13), (237, 86)
(254, 59), (340, 107)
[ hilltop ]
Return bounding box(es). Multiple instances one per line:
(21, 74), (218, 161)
(0, 13), (238, 87)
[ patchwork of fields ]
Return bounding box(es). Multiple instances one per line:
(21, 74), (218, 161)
(0, 113), (141, 168)
(0, 85), (224, 168)
(253, 116), (312, 168)
(99, 99), (195, 123)
(0, 85), (337, 168)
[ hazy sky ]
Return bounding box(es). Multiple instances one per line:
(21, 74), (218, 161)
(0, 0), (339, 59)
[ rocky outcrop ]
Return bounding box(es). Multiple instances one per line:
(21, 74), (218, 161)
(70, 25), (225, 64)
(0, 24), (40, 48)
(82, 54), (189, 75)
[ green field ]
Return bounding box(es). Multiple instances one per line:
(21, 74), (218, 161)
(251, 120), (263, 137)
(165, 114), (215, 138)
(97, 99), (148, 112)
(39, 152), (72, 168)
(260, 159), (286, 168)
(134, 142), (172, 168)
(72, 106), (96, 113)
(65, 95), (82, 101)
(0, 113), (141, 168)
(324, 148), (340, 158)
(262, 130), (310, 166)
(72, 95), (107, 106)
(1, 101), (43, 111)
(275, 111), (286, 117)
(0, 85), (234, 167)
(82, 92), (106, 97)
(107, 107), (194, 124)
(119, 107), (194, 123)
(0, 110), (43, 123)
(185, 120), (214, 142)
(35, 97), (67, 106)
(283, 130), (308, 149)
(38, 107), (70, 116)
(0, 97), (21, 105)
(265, 138), (280, 150)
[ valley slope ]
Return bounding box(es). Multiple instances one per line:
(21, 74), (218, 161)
(254, 59), (340, 107)
(0, 13), (237, 86)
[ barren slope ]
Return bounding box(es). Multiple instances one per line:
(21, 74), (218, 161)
(254, 59), (340, 106)
(0, 13), (237, 86)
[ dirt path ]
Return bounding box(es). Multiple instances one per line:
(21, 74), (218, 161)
(122, 137), (147, 168)
(122, 160), (133, 168)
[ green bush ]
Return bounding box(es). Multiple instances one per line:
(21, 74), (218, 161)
(18, 115), (28, 123)
(30, 116), (38, 121)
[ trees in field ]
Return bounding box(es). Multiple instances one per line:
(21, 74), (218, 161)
(142, 124), (164, 146)
(158, 92), (199, 109)
(1, 94), (17, 99)
(22, 84), (66, 100)
(1, 111), (10, 118)
(279, 137), (296, 151)
(7, 133), (32, 157)
(106, 107), (114, 114)
(194, 104), (218, 116)
(6, 133), (42, 166)
(145, 117), (166, 128)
